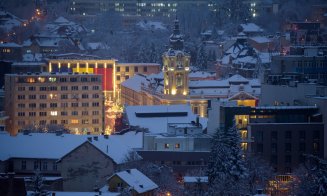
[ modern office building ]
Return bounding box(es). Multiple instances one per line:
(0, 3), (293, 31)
(4, 72), (104, 135)
(208, 99), (324, 173)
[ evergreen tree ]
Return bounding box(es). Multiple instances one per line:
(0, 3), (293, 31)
(207, 125), (248, 195)
(294, 155), (327, 195)
(196, 44), (208, 70)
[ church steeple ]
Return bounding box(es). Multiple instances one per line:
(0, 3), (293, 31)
(169, 18), (184, 50)
(162, 18), (190, 97)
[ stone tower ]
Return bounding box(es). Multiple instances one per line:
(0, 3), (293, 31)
(162, 18), (190, 96)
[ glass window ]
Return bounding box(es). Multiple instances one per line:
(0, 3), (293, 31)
(22, 160), (26, 170)
(164, 143), (169, 149)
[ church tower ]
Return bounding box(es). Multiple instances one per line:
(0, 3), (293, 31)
(162, 18), (190, 97)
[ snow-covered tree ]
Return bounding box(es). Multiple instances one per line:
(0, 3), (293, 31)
(30, 171), (47, 196)
(207, 125), (248, 195)
(245, 155), (274, 194)
(196, 44), (208, 70)
(293, 154), (327, 195)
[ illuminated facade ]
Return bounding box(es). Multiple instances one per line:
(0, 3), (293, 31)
(4, 73), (104, 135)
(47, 58), (160, 101)
(163, 19), (190, 97)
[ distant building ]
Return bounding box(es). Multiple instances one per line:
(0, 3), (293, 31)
(106, 169), (158, 196)
(269, 45), (327, 85)
(69, 0), (208, 17)
(4, 72), (104, 135)
(0, 42), (22, 61)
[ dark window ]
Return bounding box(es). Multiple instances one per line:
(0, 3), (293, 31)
(271, 155), (277, 164)
(285, 131), (292, 139)
(116, 75), (120, 81)
(299, 143), (306, 152)
(271, 143), (277, 153)
(285, 155), (292, 163)
(34, 161), (38, 170)
(134, 66), (138, 72)
(256, 143), (263, 153)
(125, 66), (129, 72)
(70, 78), (77, 82)
(143, 66), (147, 72)
(42, 162), (47, 170)
(299, 131), (305, 140)
(271, 131), (277, 140)
(314, 130), (320, 140)
(22, 160), (26, 170)
(116, 67), (120, 72)
(285, 143), (292, 152)
(53, 162), (57, 171)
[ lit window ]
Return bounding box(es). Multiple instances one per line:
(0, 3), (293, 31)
(164, 143), (169, 149)
(38, 77), (45, 82)
(26, 77), (35, 83)
(49, 77), (56, 82)
(71, 119), (79, 124)
(50, 111), (58, 116)
(175, 143), (180, 149)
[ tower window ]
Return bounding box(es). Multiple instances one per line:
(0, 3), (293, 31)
(176, 74), (183, 87)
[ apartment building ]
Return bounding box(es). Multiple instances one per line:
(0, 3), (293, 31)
(4, 72), (104, 135)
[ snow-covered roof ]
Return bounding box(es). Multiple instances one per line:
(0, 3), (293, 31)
(118, 63), (160, 67)
(0, 132), (142, 164)
(249, 36), (271, 43)
(189, 74), (260, 97)
(189, 71), (216, 79)
(50, 192), (119, 196)
(22, 53), (43, 62)
(137, 21), (166, 30)
(0, 11), (24, 32)
(112, 169), (158, 194)
(121, 73), (163, 93)
(87, 42), (110, 50)
(125, 104), (207, 134)
(183, 176), (208, 183)
(54, 16), (70, 24)
(240, 23), (264, 33)
(0, 42), (21, 47)
(121, 74), (147, 92)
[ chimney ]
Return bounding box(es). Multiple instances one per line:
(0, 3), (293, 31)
(104, 135), (109, 139)
(126, 169), (131, 173)
(93, 136), (98, 141)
